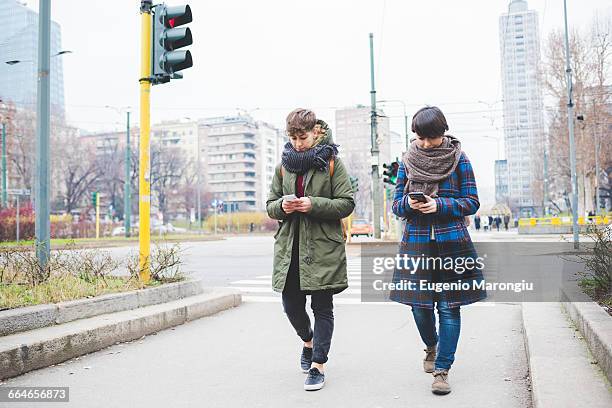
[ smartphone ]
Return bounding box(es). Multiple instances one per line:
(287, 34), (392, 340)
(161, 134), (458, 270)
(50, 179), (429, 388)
(282, 194), (298, 202)
(408, 192), (428, 203)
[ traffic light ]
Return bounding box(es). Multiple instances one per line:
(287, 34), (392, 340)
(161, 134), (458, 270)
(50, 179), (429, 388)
(152, 4), (193, 85)
(382, 161), (399, 185)
(91, 192), (98, 206)
(349, 175), (359, 193)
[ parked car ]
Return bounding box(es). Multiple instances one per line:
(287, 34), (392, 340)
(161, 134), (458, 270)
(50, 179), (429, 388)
(165, 223), (187, 234)
(350, 219), (373, 237)
(111, 226), (125, 237)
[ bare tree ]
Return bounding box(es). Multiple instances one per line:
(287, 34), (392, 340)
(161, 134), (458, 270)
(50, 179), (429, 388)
(541, 16), (612, 214)
(52, 128), (100, 214)
(96, 140), (125, 219)
(150, 144), (185, 223)
(5, 105), (35, 191)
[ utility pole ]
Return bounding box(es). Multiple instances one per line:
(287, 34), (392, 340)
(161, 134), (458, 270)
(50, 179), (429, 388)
(592, 101), (601, 217)
(95, 192), (100, 239)
(595, 124), (600, 216)
(124, 111), (131, 238)
(139, 0), (153, 282)
(35, 0), (51, 268)
(196, 127), (202, 229)
(543, 146), (548, 215)
(369, 33), (381, 239)
(1, 123), (7, 207)
(562, 0), (579, 249)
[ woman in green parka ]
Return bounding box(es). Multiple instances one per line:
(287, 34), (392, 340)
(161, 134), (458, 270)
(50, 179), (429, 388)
(266, 108), (355, 391)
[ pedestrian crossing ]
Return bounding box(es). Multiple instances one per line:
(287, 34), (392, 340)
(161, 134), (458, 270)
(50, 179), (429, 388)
(229, 258), (370, 305)
(228, 258), (495, 307)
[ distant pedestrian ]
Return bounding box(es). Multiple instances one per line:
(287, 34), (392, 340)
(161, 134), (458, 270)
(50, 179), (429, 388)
(488, 215), (493, 229)
(503, 214), (510, 230)
(474, 214), (481, 231)
(266, 109), (355, 392)
(482, 215), (489, 231)
(494, 215), (501, 231)
(390, 106), (486, 396)
(249, 222), (255, 233)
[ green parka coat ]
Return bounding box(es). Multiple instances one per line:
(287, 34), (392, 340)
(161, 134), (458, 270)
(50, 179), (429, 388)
(266, 122), (355, 293)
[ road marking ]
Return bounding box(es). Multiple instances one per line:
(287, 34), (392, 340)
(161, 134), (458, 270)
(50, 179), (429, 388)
(231, 286), (362, 295)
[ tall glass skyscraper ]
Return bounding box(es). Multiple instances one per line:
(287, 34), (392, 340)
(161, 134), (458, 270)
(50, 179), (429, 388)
(0, 0), (65, 118)
(498, 0), (545, 217)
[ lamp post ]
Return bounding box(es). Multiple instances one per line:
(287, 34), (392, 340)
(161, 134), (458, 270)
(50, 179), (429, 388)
(5, 47), (73, 266)
(479, 135), (502, 160)
(105, 105), (132, 237)
(562, 0), (580, 249)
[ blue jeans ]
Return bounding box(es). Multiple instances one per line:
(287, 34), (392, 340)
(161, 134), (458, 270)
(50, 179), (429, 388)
(411, 301), (461, 370)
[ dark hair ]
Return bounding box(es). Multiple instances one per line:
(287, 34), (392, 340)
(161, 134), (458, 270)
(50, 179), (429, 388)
(286, 108), (317, 136)
(411, 106), (449, 138)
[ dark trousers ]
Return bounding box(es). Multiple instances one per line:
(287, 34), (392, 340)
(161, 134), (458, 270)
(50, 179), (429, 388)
(281, 255), (334, 364)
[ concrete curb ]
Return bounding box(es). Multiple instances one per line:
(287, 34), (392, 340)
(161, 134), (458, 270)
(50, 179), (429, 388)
(0, 279), (204, 337)
(521, 302), (612, 408)
(560, 285), (612, 384)
(0, 288), (241, 380)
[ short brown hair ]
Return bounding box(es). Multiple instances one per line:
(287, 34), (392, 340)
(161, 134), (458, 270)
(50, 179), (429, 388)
(286, 109), (316, 136)
(411, 106), (449, 138)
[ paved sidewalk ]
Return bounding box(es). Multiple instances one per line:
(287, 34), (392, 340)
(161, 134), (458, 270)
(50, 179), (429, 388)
(522, 302), (612, 408)
(1, 301), (530, 408)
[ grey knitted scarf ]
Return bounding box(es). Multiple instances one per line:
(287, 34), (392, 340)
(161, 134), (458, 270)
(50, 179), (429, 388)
(281, 141), (338, 175)
(402, 135), (462, 197)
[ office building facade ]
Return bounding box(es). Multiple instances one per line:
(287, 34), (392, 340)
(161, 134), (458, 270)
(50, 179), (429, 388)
(499, 0), (545, 217)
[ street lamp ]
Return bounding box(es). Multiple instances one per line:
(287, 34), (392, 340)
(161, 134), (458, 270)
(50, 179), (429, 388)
(378, 99), (408, 150)
(5, 50), (72, 65)
(106, 105), (132, 238)
(6, 7), (76, 268)
(479, 135), (502, 160)
(0, 51), (72, 215)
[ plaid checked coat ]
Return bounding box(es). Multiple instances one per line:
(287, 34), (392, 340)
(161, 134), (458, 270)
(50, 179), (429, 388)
(389, 151), (487, 309)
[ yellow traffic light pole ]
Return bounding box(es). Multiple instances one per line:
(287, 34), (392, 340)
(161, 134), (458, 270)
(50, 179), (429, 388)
(139, 2), (152, 283)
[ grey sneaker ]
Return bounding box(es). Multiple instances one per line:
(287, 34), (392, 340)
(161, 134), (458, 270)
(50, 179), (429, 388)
(300, 346), (313, 373)
(423, 345), (437, 373)
(432, 369), (451, 395)
(304, 367), (325, 391)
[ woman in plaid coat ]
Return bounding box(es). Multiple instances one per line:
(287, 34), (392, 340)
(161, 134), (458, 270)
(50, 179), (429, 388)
(390, 106), (486, 396)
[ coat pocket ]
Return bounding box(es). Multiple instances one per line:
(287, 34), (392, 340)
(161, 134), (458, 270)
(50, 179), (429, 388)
(320, 220), (344, 243)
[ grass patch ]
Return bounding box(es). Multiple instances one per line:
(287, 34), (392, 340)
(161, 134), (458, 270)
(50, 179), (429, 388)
(0, 275), (162, 310)
(572, 225), (612, 316)
(0, 241), (185, 310)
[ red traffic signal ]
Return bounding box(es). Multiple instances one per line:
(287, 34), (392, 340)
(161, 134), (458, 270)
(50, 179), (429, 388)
(162, 5), (192, 28)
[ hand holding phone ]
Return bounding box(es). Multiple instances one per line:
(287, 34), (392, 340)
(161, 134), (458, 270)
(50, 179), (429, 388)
(281, 194), (298, 214)
(408, 192), (428, 203)
(407, 192), (437, 214)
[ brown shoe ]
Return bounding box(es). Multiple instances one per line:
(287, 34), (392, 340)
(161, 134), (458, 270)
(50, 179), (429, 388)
(423, 345), (436, 373)
(431, 369), (451, 395)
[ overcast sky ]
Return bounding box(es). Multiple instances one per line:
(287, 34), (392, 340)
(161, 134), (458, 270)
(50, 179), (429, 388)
(24, 0), (612, 199)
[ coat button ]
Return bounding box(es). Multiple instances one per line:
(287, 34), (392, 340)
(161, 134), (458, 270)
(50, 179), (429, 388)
(303, 256), (313, 265)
